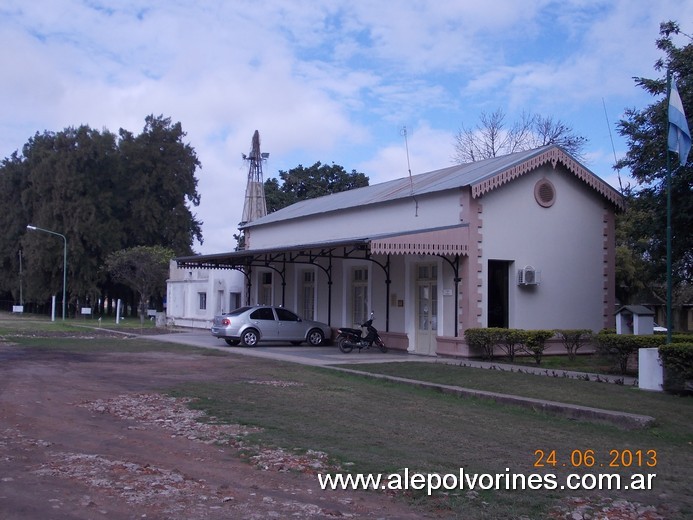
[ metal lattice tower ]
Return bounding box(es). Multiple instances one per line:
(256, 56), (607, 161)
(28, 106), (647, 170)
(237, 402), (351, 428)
(240, 130), (269, 226)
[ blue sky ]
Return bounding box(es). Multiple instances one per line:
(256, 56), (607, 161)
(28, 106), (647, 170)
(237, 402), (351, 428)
(2, 0), (692, 254)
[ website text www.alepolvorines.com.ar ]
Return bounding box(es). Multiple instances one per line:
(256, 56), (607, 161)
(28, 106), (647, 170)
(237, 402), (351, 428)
(318, 468), (657, 496)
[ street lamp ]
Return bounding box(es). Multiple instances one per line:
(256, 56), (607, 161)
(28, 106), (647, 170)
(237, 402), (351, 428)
(26, 225), (67, 321)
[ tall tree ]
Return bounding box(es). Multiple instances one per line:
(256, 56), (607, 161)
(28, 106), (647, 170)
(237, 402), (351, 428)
(452, 108), (587, 163)
(615, 21), (692, 317)
(0, 115), (202, 314)
(118, 115), (203, 254)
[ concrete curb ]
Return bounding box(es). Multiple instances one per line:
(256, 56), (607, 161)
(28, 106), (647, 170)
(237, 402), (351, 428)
(329, 367), (656, 430)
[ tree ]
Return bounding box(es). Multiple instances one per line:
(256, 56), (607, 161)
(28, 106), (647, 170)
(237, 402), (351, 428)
(452, 108), (587, 163)
(104, 246), (174, 324)
(264, 162), (369, 213)
(118, 115), (203, 254)
(0, 115), (202, 315)
(615, 21), (692, 323)
(234, 162), (369, 250)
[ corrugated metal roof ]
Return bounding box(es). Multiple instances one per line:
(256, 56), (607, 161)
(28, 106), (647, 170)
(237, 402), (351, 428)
(243, 145), (622, 229)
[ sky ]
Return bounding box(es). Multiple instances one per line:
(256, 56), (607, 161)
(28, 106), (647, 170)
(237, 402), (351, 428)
(2, 0), (692, 255)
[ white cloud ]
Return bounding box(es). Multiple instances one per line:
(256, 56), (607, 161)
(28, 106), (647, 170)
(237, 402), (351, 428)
(1, 0), (689, 253)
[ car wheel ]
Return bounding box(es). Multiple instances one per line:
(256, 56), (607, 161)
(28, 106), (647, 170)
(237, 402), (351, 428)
(241, 329), (259, 347)
(307, 329), (324, 346)
(224, 339), (240, 346)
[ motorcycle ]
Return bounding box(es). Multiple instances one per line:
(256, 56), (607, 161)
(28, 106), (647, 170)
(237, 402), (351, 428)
(337, 313), (388, 353)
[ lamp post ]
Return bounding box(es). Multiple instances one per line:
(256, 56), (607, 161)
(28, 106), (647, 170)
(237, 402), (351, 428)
(26, 225), (67, 321)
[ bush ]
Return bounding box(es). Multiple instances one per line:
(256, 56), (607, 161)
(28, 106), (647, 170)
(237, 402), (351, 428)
(659, 343), (693, 395)
(595, 334), (665, 374)
(519, 330), (554, 365)
(497, 329), (527, 362)
(555, 329), (593, 360)
(464, 328), (504, 360)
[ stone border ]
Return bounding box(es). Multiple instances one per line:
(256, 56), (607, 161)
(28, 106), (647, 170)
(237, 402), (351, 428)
(330, 367), (655, 430)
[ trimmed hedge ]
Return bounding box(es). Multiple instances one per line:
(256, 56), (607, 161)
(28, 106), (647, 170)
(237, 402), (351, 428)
(594, 333), (663, 374)
(464, 328), (555, 364)
(659, 343), (693, 395)
(554, 329), (592, 360)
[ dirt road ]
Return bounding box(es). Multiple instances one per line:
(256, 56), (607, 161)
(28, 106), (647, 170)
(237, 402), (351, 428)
(0, 342), (427, 519)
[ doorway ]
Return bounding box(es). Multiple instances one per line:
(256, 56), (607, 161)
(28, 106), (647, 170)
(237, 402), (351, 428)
(416, 263), (438, 355)
(488, 260), (510, 328)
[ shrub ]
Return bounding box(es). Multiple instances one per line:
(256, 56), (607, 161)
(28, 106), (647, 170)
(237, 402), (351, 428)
(659, 343), (693, 395)
(497, 329), (527, 362)
(520, 330), (554, 365)
(595, 334), (665, 374)
(464, 328), (504, 360)
(555, 329), (593, 360)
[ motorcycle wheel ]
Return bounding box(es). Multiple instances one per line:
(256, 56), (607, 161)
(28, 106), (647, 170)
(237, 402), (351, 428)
(337, 336), (353, 353)
(377, 339), (388, 353)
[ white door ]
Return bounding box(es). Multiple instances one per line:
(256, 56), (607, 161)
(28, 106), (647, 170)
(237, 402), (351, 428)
(415, 264), (438, 355)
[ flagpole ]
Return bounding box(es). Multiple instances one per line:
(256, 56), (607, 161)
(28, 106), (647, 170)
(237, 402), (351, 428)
(665, 69), (672, 344)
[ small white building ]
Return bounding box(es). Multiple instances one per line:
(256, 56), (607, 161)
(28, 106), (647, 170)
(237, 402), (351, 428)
(166, 261), (244, 328)
(174, 145), (623, 355)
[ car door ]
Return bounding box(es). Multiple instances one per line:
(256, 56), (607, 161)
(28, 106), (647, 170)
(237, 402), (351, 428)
(275, 308), (305, 341)
(248, 307), (278, 340)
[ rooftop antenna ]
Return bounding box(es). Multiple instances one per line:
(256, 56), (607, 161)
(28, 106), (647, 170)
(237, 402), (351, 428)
(240, 130), (269, 226)
(602, 98), (625, 194)
(401, 126), (418, 217)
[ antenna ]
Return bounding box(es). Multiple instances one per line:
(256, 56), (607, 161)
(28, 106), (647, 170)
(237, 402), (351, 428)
(602, 98), (625, 194)
(401, 126), (418, 217)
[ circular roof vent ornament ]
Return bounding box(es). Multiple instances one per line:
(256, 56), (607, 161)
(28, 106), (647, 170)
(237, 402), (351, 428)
(534, 178), (556, 208)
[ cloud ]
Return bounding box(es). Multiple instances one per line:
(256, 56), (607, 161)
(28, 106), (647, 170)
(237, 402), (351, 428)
(1, 0), (689, 253)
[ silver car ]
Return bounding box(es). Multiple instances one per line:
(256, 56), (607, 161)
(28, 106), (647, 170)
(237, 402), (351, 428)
(210, 306), (332, 347)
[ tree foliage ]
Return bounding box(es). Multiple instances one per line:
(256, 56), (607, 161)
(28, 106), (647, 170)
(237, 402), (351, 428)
(234, 162), (369, 250)
(264, 162), (369, 213)
(615, 21), (692, 314)
(104, 246), (174, 323)
(0, 115), (202, 312)
(452, 109), (587, 163)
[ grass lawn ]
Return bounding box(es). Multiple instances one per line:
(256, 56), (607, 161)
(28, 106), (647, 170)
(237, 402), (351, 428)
(2, 314), (690, 518)
(170, 360), (692, 519)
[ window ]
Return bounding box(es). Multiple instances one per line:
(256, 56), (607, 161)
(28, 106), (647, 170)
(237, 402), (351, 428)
(534, 178), (556, 207)
(300, 270), (315, 320)
(276, 308), (299, 321)
(229, 292), (241, 311)
(250, 307), (275, 320)
(259, 272), (272, 305)
(198, 292), (207, 310)
(351, 267), (369, 326)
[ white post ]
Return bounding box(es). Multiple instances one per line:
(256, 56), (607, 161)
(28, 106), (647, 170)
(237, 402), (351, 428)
(116, 298), (122, 324)
(51, 295), (56, 322)
(638, 348), (664, 391)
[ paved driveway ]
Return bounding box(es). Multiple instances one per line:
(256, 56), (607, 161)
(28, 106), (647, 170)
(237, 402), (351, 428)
(147, 329), (416, 366)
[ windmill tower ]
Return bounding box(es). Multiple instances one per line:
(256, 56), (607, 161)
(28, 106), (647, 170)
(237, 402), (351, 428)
(240, 130), (269, 226)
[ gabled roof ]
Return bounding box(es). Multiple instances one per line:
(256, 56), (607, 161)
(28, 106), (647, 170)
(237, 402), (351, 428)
(242, 145), (623, 229)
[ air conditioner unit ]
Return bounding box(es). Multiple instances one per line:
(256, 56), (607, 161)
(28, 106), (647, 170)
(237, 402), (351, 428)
(517, 266), (540, 285)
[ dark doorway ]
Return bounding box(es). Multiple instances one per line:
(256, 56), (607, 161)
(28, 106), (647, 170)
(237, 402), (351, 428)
(488, 260), (510, 328)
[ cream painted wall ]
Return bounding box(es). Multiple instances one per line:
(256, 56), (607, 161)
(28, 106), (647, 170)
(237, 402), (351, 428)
(480, 165), (607, 331)
(247, 190), (461, 249)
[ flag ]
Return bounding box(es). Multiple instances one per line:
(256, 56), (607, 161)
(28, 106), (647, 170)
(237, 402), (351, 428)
(668, 76), (691, 166)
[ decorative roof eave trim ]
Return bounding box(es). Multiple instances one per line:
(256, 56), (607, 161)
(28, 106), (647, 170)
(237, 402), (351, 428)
(471, 147), (625, 210)
(370, 224), (469, 256)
